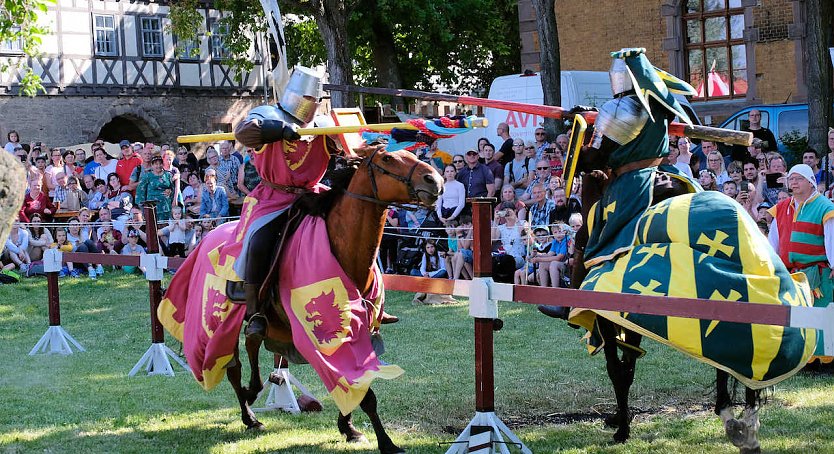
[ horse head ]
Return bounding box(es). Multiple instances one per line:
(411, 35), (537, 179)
(351, 144), (443, 208)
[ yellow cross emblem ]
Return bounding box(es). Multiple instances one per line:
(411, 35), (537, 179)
(629, 279), (664, 296)
(603, 201), (617, 221)
(629, 244), (668, 272)
(705, 289), (742, 337)
(696, 230), (735, 261)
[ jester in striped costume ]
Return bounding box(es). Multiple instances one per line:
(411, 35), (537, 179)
(560, 49), (816, 452)
(768, 163), (834, 364)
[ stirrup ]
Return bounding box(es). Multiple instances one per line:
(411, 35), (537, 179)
(245, 314), (268, 340)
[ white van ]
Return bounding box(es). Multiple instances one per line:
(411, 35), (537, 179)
(437, 71), (613, 155)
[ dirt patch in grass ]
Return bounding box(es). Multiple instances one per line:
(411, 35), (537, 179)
(496, 401), (715, 429)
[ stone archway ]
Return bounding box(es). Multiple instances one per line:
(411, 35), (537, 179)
(91, 105), (163, 144)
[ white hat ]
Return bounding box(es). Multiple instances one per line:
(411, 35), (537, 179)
(787, 164), (817, 189)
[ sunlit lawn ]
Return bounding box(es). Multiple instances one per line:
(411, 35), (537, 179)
(1, 273), (832, 453)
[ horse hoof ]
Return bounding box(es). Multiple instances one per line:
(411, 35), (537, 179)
(346, 434), (369, 444)
(724, 419), (747, 448)
(612, 428), (630, 443)
(381, 444), (405, 454)
(246, 422), (265, 432)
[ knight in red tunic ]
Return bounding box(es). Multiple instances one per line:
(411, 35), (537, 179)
(229, 66), (331, 340)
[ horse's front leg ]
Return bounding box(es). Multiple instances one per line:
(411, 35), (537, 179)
(599, 319), (640, 443)
(337, 411), (368, 444)
(359, 388), (403, 454)
(226, 345), (264, 430)
(243, 336), (264, 405)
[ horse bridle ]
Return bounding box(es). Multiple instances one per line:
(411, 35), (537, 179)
(342, 148), (433, 211)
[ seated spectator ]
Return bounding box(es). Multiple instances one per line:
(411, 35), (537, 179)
(236, 147), (261, 198)
(121, 228), (146, 274)
(436, 164), (466, 225)
(52, 172), (70, 210)
(415, 240), (447, 278)
(174, 146), (199, 169)
(199, 169), (229, 221)
(516, 226), (551, 285)
(548, 184), (581, 225)
(50, 228), (77, 277)
(103, 172), (133, 221)
(526, 183), (556, 230)
(186, 222), (204, 257)
(64, 149), (84, 177)
(706, 150), (730, 186)
(66, 217), (100, 278)
(4, 130), (20, 153)
(61, 175), (87, 211)
(92, 148), (118, 182)
(495, 185), (527, 224)
(760, 153), (787, 205)
(19, 177), (56, 222)
(721, 180), (739, 198)
(520, 159), (552, 206)
(544, 142), (564, 179)
(26, 212), (53, 262)
(491, 206), (528, 270)
(159, 206), (188, 258)
(182, 172), (203, 217)
(534, 223), (570, 288)
(86, 178), (107, 211)
(727, 161), (744, 187)
(96, 221), (122, 256)
(699, 169), (718, 191)
(451, 215), (473, 280)
(123, 206), (148, 248)
(3, 220), (32, 273)
(45, 148), (66, 198)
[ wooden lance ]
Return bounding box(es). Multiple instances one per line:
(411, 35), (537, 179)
(324, 84), (754, 147)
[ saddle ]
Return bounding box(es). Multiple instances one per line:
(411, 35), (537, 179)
(226, 205), (309, 303)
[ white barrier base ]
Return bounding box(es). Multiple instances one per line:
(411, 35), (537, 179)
(254, 367), (318, 414)
(445, 411), (531, 454)
(129, 342), (189, 377)
(29, 325), (85, 356)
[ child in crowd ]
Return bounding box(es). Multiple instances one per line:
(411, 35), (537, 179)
(121, 228), (146, 274)
(161, 206), (188, 258)
(96, 221), (122, 256)
(86, 179), (107, 210)
(417, 240), (447, 278)
(200, 215), (216, 235)
(534, 223), (569, 288)
(516, 226), (551, 285)
(51, 228), (76, 277)
(186, 223), (204, 257)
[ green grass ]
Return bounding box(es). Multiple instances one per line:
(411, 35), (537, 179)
(1, 273), (833, 453)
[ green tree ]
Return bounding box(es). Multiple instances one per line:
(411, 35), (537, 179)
(1, 0), (55, 97)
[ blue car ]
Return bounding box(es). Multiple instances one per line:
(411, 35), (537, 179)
(719, 104), (809, 154)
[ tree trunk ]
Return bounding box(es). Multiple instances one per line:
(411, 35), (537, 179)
(805, 0), (833, 152)
(315, 0), (355, 108)
(369, 17), (405, 111)
(531, 0), (561, 136)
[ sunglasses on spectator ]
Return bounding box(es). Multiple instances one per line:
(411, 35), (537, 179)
(537, 166), (550, 170)
(535, 132), (545, 136)
(466, 151), (478, 156)
(525, 146), (535, 150)
(453, 159), (464, 163)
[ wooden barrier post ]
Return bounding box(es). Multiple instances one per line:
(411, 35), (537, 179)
(446, 198), (531, 454)
(129, 203), (188, 377)
(29, 249), (85, 355)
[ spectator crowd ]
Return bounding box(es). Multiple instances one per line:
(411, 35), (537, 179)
(5, 119), (834, 297)
(3, 130), (258, 281)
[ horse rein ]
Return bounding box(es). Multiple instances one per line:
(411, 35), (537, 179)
(342, 148), (432, 211)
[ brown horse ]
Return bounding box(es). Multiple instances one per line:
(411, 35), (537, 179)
(565, 137), (764, 453)
(227, 146), (442, 454)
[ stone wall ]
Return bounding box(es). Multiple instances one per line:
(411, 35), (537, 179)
(0, 94), (262, 152)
